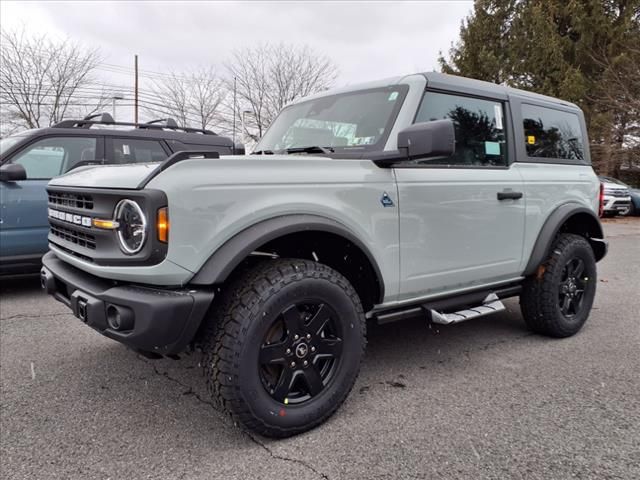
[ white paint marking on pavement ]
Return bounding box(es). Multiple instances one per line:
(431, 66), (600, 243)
(30, 362), (35, 380)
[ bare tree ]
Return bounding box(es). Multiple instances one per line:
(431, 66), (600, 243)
(224, 43), (338, 142)
(588, 45), (640, 175)
(146, 67), (226, 131)
(0, 29), (109, 135)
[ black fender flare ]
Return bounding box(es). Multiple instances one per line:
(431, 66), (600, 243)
(189, 214), (385, 302)
(523, 203), (607, 276)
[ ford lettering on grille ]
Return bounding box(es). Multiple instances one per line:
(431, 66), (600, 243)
(48, 208), (92, 227)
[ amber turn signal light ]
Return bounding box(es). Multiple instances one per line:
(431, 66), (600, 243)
(157, 207), (169, 243)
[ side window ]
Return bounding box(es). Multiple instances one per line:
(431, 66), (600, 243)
(414, 91), (507, 167)
(112, 139), (168, 164)
(11, 137), (97, 179)
(522, 104), (584, 161)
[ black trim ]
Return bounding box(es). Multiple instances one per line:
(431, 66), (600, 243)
(137, 150), (220, 189)
(41, 252), (214, 355)
(404, 88), (515, 169)
(190, 214), (386, 304)
(508, 96), (591, 166)
(374, 283), (523, 325)
(53, 117), (218, 135)
(523, 204), (606, 276)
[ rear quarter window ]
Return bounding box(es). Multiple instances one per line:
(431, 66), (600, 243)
(522, 104), (584, 161)
(112, 138), (168, 164)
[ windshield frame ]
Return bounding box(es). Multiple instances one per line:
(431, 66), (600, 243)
(0, 134), (30, 159)
(255, 84), (410, 154)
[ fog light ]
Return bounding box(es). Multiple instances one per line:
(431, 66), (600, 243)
(106, 304), (134, 331)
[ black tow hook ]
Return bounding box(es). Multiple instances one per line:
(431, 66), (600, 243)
(40, 268), (55, 294)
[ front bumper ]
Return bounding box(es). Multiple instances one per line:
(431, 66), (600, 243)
(603, 196), (631, 213)
(41, 252), (214, 355)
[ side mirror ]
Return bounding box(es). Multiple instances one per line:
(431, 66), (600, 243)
(0, 163), (27, 182)
(397, 119), (455, 160)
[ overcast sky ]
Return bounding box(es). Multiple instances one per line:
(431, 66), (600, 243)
(1, 1), (472, 81)
(1, 1), (472, 125)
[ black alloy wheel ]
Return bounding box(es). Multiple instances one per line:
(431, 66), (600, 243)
(259, 302), (343, 405)
(558, 257), (587, 318)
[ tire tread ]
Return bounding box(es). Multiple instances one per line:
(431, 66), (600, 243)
(201, 258), (366, 438)
(520, 233), (596, 338)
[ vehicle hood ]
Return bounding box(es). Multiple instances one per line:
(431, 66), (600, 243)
(47, 154), (343, 190)
(601, 181), (629, 191)
(48, 162), (162, 189)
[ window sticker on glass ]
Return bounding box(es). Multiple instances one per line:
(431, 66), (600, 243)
(388, 92), (398, 101)
(123, 144), (130, 155)
(485, 141), (501, 155)
(494, 105), (503, 130)
(527, 135), (536, 145)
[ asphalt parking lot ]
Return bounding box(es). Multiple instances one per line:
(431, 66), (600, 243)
(1, 218), (639, 480)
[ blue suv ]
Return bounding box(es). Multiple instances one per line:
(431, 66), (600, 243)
(0, 114), (236, 275)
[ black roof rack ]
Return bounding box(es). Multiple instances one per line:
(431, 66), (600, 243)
(52, 113), (217, 135)
(141, 118), (179, 128)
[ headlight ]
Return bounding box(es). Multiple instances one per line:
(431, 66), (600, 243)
(114, 199), (147, 254)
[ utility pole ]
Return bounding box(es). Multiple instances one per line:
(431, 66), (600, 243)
(232, 76), (237, 147)
(134, 54), (139, 125)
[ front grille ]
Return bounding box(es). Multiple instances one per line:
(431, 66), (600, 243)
(48, 192), (94, 210)
(49, 241), (95, 263)
(604, 189), (629, 197)
(47, 186), (167, 266)
(50, 224), (96, 250)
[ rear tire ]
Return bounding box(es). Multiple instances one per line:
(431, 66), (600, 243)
(202, 258), (366, 438)
(520, 234), (597, 338)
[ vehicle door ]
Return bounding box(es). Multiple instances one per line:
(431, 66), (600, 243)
(394, 90), (525, 301)
(0, 135), (102, 259)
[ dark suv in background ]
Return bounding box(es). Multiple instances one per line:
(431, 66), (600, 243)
(0, 113), (237, 274)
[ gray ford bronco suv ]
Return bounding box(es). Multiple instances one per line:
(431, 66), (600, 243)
(41, 72), (607, 437)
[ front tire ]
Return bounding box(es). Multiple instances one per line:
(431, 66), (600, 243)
(520, 234), (597, 338)
(202, 259), (366, 438)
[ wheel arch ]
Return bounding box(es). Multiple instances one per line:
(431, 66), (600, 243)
(523, 203), (607, 276)
(189, 214), (385, 310)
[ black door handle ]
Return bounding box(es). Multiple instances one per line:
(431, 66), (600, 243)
(497, 190), (523, 200)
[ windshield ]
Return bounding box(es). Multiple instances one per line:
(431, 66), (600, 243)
(255, 86), (408, 153)
(0, 134), (27, 156)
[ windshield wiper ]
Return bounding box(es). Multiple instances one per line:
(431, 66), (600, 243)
(285, 146), (335, 155)
(251, 149), (274, 155)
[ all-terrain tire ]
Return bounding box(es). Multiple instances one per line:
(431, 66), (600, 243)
(520, 234), (597, 338)
(201, 258), (366, 438)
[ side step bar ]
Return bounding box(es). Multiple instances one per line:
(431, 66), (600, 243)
(374, 284), (520, 325)
(428, 293), (505, 325)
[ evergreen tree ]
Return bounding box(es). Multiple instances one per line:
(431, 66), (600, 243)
(440, 0), (640, 176)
